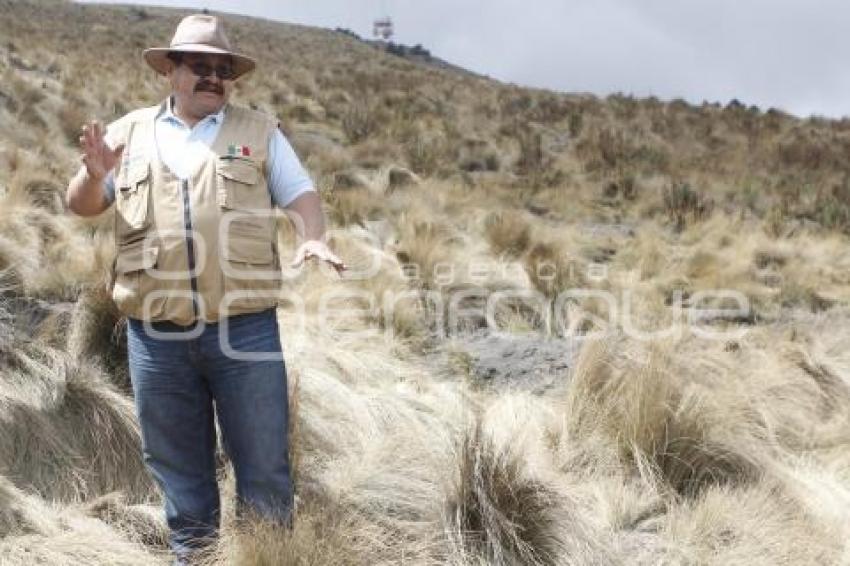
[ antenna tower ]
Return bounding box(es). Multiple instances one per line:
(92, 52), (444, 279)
(373, 0), (394, 41)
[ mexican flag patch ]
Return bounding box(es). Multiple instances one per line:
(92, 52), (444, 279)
(227, 144), (251, 157)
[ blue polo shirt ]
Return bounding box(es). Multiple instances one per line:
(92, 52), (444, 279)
(103, 98), (314, 207)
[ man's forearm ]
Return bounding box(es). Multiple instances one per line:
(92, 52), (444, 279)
(284, 191), (326, 241)
(67, 168), (109, 217)
(284, 190), (346, 272)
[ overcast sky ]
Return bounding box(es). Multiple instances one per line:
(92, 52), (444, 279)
(80, 1), (850, 118)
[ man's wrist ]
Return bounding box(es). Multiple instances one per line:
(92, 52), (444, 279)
(85, 170), (106, 184)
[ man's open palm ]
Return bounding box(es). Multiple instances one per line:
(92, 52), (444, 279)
(79, 120), (124, 181)
(290, 240), (347, 274)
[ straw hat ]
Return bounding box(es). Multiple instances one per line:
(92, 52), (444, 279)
(142, 14), (255, 78)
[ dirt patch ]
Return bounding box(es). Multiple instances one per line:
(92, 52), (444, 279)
(438, 331), (580, 394)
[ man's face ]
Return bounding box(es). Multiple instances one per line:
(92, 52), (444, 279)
(168, 52), (235, 120)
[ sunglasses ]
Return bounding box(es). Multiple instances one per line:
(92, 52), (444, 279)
(183, 61), (236, 81)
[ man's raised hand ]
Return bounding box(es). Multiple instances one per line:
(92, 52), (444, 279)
(79, 120), (124, 182)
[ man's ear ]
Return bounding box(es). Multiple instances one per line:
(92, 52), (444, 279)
(163, 57), (179, 79)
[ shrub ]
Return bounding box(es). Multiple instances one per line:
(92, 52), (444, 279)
(528, 94), (572, 123)
(662, 181), (714, 229)
(458, 138), (501, 173)
(515, 127), (545, 176)
(523, 242), (585, 299)
(484, 211), (531, 257)
(567, 110), (583, 138)
(576, 127), (669, 175)
(602, 172), (638, 202)
(405, 134), (447, 177)
(341, 101), (380, 144)
(498, 91), (533, 117)
(512, 125), (564, 189)
(811, 181), (850, 234)
(606, 92), (639, 121)
(776, 130), (841, 171)
(777, 282), (834, 313)
(128, 7), (150, 21)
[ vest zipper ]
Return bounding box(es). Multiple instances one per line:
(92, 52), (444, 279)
(181, 178), (200, 320)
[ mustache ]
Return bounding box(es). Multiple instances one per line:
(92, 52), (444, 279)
(194, 82), (224, 95)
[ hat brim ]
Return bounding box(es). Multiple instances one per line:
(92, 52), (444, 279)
(143, 45), (256, 78)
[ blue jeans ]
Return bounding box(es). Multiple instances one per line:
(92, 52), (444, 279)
(127, 308), (294, 561)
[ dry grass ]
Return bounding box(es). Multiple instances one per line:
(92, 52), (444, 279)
(394, 214), (459, 290)
(483, 210), (531, 258)
(564, 335), (768, 497)
(659, 482), (842, 564)
(0, 475), (61, 538)
(0, 354), (154, 503)
(524, 241), (586, 299)
(201, 500), (377, 566)
(0, 1), (849, 564)
(0, 516), (167, 565)
(66, 285), (130, 392)
(445, 422), (569, 566)
(82, 492), (169, 549)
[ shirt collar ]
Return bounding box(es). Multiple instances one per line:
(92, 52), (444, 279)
(158, 96), (227, 126)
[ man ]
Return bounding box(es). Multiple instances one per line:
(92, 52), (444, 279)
(66, 14), (345, 564)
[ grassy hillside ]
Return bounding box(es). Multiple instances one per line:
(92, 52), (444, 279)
(1, 0), (849, 564)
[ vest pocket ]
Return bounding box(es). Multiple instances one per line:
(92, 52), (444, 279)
(216, 158), (266, 208)
(116, 164), (152, 241)
(223, 235), (275, 264)
(217, 157), (274, 237)
(220, 234), (280, 316)
(112, 240), (163, 319)
(215, 157), (279, 316)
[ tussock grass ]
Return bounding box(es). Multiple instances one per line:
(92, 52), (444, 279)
(662, 180), (715, 230)
(0, 515), (167, 566)
(394, 214), (459, 289)
(524, 241), (586, 299)
(82, 492), (168, 550)
(201, 497), (443, 566)
(66, 285), (129, 392)
(563, 337), (767, 497)
(245, 330), (470, 562)
(0, 1), (849, 563)
(0, 339), (153, 502)
(0, 474), (61, 538)
(660, 482), (841, 564)
(445, 422), (566, 566)
(54, 362), (153, 500)
(0, 182), (100, 298)
(8, 172), (65, 214)
(326, 186), (384, 226)
(484, 209), (531, 258)
(442, 394), (619, 566)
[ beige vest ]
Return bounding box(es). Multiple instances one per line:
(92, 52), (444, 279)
(110, 101), (281, 325)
